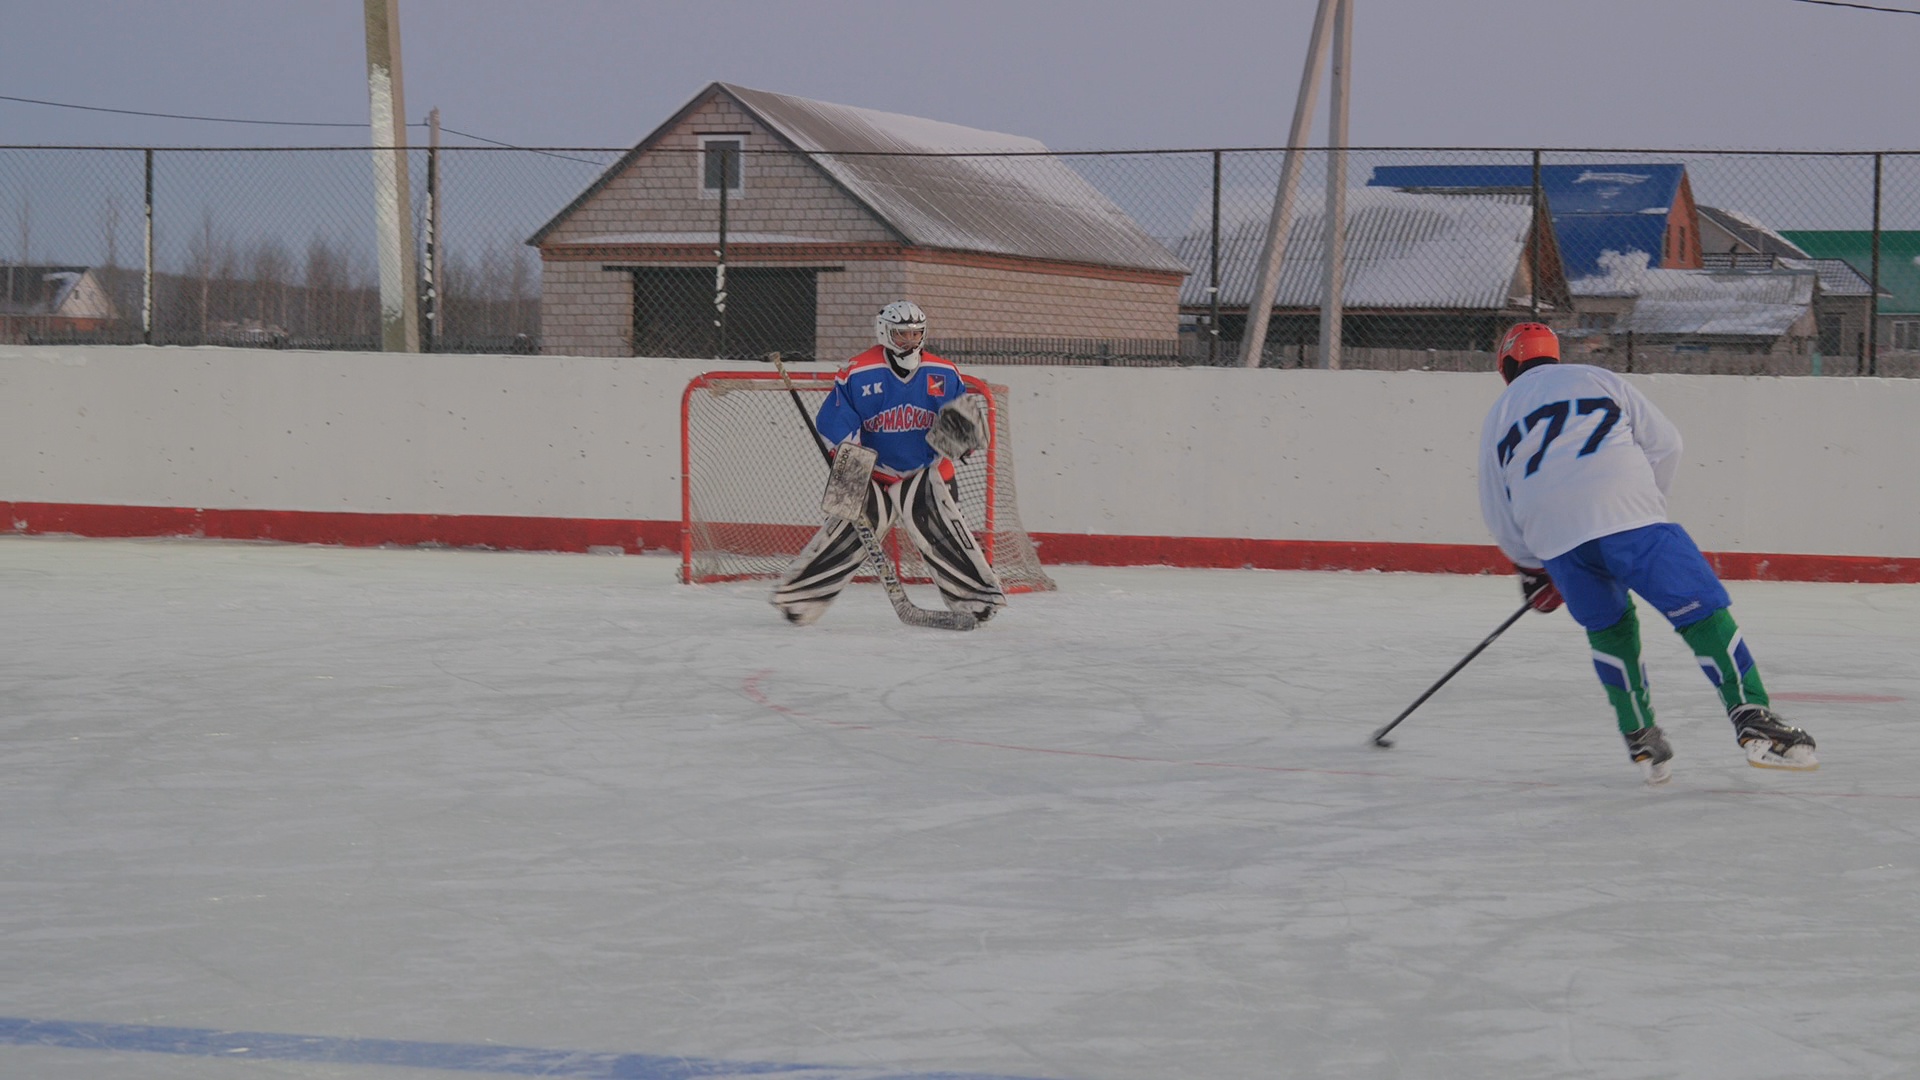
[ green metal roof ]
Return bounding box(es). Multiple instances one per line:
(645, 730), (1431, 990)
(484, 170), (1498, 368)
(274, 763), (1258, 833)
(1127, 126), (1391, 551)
(1780, 231), (1920, 315)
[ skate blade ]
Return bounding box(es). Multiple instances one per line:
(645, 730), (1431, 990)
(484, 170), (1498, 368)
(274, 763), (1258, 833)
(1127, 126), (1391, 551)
(1744, 741), (1819, 771)
(1641, 759), (1672, 785)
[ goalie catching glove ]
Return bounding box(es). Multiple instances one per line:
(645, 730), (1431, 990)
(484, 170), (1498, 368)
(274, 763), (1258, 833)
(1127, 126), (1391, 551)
(927, 394), (989, 461)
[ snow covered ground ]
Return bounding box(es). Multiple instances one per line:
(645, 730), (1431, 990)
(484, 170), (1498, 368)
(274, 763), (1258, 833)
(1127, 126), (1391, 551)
(3, 536), (1916, 1080)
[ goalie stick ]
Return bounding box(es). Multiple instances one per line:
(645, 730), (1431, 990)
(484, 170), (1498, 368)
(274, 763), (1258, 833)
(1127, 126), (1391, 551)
(767, 353), (978, 632)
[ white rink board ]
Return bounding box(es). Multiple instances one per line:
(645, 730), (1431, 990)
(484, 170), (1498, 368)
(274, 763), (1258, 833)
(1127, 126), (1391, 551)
(2, 345), (1916, 557)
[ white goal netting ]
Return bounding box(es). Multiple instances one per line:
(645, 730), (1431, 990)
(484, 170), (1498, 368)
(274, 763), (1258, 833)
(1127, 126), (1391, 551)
(680, 370), (1056, 594)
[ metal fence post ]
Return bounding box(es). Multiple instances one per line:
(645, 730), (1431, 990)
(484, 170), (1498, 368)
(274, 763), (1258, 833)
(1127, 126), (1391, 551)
(715, 145), (730, 360)
(1870, 152), (1882, 376)
(1209, 149), (1221, 364)
(142, 148), (154, 346)
(1530, 149), (1542, 320)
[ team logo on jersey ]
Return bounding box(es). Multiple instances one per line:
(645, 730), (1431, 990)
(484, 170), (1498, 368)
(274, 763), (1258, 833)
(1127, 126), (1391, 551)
(861, 382), (881, 397)
(925, 374), (946, 396)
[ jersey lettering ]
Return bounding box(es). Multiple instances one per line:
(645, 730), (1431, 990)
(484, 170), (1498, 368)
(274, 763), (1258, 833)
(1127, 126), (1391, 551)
(864, 404), (936, 433)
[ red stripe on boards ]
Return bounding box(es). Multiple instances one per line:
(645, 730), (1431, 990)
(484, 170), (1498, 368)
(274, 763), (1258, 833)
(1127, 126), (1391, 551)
(5, 502), (1919, 583)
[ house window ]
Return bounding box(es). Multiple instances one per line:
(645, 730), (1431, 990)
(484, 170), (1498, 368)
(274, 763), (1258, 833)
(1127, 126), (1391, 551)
(1893, 320), (1920, 351)
(700, 135), (745, 197)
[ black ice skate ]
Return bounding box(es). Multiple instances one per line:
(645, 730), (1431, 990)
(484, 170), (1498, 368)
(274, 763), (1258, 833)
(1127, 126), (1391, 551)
(1728, 704), (1818, 771)
(1624, 724), (1673, 785)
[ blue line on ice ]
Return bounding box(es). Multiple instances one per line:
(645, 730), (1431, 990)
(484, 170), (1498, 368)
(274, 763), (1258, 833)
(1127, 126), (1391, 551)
(0, 1017), (1057, 1080)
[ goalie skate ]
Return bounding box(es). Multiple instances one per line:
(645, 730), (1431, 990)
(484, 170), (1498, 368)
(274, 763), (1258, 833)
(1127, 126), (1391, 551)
(1729, 704), (1819, 771)
(1624, 724), (1673, 786)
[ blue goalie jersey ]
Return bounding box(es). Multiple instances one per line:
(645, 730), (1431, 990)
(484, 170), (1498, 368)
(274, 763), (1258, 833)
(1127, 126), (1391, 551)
(814, 346), (968, 480)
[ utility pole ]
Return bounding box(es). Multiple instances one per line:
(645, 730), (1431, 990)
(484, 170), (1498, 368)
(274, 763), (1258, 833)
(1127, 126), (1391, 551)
(364, 0), (420, 352)
(1241, 0), (1351, 369)
(1316, 0), (1353, 369)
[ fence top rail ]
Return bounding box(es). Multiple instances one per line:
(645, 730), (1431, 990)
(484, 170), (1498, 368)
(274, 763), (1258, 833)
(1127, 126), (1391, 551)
(4, 144), (1920, 157)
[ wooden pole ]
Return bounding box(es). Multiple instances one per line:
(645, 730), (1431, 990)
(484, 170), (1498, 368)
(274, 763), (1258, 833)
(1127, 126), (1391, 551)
(364, 0), (420, 352)
(1316, 0), (1353, 370)
(1240, 0), (1337, 368)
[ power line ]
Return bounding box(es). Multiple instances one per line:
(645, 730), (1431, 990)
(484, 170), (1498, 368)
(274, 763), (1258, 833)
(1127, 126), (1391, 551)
(0, 92), (385, 128)
(1789, 0), (1920, 14)
(0, 91), (608, 164)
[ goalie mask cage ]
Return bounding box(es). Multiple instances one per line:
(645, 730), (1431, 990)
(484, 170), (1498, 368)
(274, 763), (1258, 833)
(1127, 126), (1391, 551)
(680, 370), (1056, 594)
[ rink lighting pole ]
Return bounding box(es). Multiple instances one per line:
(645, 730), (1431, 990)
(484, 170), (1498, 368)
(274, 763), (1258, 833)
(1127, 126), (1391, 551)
(365, 0), (421, 353)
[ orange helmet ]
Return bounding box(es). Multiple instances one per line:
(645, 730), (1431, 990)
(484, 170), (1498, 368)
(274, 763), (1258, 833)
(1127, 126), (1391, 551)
(1497, 322), (1560, 383)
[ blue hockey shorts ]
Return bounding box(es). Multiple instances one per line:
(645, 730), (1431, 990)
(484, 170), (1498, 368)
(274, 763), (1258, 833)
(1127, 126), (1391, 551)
(1542, 522), (1732, 633)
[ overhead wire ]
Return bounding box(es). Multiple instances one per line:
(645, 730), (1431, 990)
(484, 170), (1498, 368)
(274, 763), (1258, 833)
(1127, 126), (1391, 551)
(0, 91), (608, 163)
(1788, 0), (1920, 14)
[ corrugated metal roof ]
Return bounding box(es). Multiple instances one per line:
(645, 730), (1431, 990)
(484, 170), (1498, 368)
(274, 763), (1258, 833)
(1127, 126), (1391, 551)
(1780, 230), (1920, 314)
(1619, 268), (1815, 338)
(1173, 187), (1537, 310)
(1368, 164), (1686, 281)
(1370, 164), (1685, 216)
(665, 85), (1185, 275)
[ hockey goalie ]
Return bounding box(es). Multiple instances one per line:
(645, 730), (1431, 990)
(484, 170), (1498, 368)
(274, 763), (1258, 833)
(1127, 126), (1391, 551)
(771, 301), (1008, 627)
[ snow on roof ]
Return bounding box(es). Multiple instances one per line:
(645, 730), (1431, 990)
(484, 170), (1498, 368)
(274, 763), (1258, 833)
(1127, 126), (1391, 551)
(1618, 267), (1816, 338)
(1172, 187), (1537, 310)
(1368, 163), (1687, 280)
(716, 84), (1188, 276)
(1696, 205), (1809, 258)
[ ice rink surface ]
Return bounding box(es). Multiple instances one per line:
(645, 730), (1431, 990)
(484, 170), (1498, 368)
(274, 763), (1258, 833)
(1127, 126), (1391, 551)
(3, 536), (1917, 1080)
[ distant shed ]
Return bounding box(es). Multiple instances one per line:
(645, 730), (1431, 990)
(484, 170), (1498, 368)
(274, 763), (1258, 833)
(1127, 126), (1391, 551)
(1170, 186), (1570, 351)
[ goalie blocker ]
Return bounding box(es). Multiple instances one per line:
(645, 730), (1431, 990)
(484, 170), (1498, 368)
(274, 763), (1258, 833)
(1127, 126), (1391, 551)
(773, 461), (1008, 627)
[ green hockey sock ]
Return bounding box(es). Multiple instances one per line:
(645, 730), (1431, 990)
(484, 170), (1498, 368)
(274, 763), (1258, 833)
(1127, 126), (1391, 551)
(1677, 608), (1770, 712)
(1587, 604), (1657, 735)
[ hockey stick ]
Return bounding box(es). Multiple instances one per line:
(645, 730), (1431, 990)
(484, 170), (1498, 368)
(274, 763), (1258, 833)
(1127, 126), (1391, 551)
(1371, 599), (1532, 748)
(767, 352), (977, 632)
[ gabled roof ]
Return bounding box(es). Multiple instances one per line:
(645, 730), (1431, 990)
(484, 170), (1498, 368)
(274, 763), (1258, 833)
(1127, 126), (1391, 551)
(1618, 268), (1816, 339)
(1367, 163), (1688, 282)
(1696, 205), (1809, 258)
(1171, 187), (1566, 311)
(1780, 230), (1920, 314)
(532, 82), (1187, 276)
(0, 264), (91, 317)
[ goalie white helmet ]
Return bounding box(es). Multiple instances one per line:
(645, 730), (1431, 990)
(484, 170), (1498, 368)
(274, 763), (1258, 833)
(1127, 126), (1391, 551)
(875, 300), (927, 371)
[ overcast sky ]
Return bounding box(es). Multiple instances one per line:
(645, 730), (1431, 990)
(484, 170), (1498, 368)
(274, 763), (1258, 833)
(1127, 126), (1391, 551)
(4, 0), (1918, 153)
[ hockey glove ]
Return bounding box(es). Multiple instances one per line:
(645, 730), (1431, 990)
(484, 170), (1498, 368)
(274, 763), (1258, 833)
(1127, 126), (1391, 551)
(927, 395), (988, 461)
(1517, 565), (1563, 613)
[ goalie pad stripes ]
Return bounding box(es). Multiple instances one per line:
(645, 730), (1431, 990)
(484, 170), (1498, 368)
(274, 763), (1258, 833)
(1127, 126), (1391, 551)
(772, 482), (891, 625)
(901, 469), (1007, 619)
(771, 470), (1005, 626)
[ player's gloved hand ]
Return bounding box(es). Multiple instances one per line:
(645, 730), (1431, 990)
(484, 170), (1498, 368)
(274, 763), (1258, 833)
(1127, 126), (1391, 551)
(1517, 565), (1563, 613)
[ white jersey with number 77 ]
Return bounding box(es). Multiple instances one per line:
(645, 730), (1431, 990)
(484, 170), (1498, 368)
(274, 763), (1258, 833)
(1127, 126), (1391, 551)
(1477, 363), (1684, 568)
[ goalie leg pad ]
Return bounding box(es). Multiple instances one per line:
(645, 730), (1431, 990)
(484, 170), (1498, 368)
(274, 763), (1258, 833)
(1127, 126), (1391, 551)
(900, 469), (1007, 619)
(772, 482), (894, 624)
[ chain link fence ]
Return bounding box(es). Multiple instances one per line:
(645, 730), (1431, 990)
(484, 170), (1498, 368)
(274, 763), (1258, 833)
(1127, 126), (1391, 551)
(3, 145), (1915, 375)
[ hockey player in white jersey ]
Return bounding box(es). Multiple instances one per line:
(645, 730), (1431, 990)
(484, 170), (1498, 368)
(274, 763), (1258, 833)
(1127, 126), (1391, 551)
(772, 301), (1008, 626)
(1478, 323), (1816, 783)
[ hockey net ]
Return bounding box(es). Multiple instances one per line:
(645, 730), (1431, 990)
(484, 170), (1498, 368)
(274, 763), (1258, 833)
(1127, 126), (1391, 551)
(680, 370), (1056, 594)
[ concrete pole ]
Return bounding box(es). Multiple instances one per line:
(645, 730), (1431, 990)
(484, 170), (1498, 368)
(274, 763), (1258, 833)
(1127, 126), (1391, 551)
(1240, 0), (1337, 368)
(1316, 0), (1353, 370)
(364, 0), (420, 352)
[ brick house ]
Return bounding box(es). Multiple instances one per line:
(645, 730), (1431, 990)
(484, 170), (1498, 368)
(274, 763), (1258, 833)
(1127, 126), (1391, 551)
(1, 265), (117, 341)
(529, 82), (1189, 360)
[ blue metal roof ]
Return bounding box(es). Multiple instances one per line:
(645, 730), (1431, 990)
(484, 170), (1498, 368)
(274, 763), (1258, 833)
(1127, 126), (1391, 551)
(1367, 164), (1687, 281)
